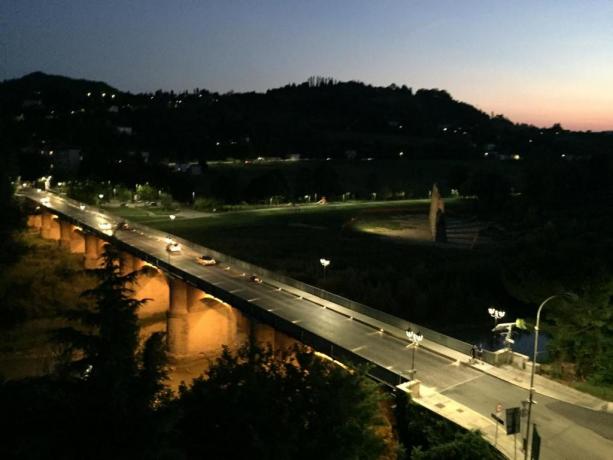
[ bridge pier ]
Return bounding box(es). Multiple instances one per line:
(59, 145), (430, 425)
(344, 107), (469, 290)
(27, 214), (42, 230)
(167, 277), (190, 357)
(40, 212), (60, 240)
(84, 233), (103, 269)
(165, 276), (242, 358)
(59, 220), (73, 250)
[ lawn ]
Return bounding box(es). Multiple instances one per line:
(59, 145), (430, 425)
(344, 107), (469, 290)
(105, 198), (512, 338)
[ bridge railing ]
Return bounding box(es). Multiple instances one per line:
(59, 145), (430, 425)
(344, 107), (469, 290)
(31, 191), (495, 365)
(127, 216), (496, 364)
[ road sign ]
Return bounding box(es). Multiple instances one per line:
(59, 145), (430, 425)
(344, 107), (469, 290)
(506, 407), (521, 435)
(496, 403), (503, 413)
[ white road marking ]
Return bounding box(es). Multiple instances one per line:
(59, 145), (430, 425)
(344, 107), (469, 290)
(439, 375), (483, 394)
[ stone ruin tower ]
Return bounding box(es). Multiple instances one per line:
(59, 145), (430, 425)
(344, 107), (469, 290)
(429, 183), (447, 243)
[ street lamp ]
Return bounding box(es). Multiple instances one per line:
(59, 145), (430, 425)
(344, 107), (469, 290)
(405, 328), (424, 379)
(169, 214), (176, 234)
(488, 307), (506, 347)
(488, 307), (506, 325)
(320, 258), (330, 279)
(524, 292), (578, 460)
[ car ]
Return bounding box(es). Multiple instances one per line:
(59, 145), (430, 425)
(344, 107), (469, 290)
(249, 274), (263, 284)
(115, 221), (129, 231)
(196, 255), (217, 266)
(166, 242), (182, 253)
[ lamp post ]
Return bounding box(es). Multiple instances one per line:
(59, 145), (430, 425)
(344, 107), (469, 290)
(169, 214), (176, 235)
(488, 307), (505, 347)
(524, 292), (577, 460)
(320, 258), (330, 280)
(405, 328), (423, 379)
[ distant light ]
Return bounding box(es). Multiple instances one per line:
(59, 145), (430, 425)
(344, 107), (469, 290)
(86, 92), (91, 97)
(98, 194), (104, 199)
(101, 92), (106, 97)
(111, 94), (116, 99)
(326, 157), (331, 161)
(561, 154), (566, 158)
(79, 205), (86, 210)
(216, 141), (220, 146)
(484, 152), (489, 157)
(320, 258), (330, 268)
(443, 127), (448, 132)
(513, 154), (521, 160)
(169, 214), (176, 221)
(399, 151), (404, 157)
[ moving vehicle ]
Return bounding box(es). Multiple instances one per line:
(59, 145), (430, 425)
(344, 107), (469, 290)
(166, 242), (182, 253)
(196, 255), (217, 266)
(249, 274), (263, 284)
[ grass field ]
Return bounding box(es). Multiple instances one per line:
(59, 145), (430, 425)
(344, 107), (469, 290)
(104, 198), (511, 338)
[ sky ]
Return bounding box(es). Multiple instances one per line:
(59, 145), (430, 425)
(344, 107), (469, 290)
(2, 0), (612, 131)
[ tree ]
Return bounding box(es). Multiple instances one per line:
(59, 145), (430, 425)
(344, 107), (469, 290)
(0, 167), (24, 266)
(502, 224), (613, 380)
(411, 431), (502, 460)
(55, 245), (166, 415)
(175, 343), (389, 460)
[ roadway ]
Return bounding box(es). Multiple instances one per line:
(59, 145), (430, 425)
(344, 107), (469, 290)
(22, 189), (613, 460)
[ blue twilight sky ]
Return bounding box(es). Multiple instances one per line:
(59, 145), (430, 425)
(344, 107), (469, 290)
(2, 0), (612, 130)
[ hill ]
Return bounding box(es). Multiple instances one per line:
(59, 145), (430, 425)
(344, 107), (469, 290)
(1, 72), (612, 173)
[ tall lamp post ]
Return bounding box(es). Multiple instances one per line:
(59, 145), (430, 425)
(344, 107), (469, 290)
(488, 307), (505, 347)
(320, 258), (330, 280)
(405, 328), (423, 380)
(169, 214), (176, 234)
(524, 292), (577, 460)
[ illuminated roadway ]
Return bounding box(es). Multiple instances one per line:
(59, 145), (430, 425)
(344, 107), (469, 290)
(21, 189), (613, 460)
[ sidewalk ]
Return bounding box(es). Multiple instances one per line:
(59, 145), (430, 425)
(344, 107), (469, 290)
(467, 360), (612, 413)
(403, 382), (519, 460)
(269, 277), (612, 413)
(419, 337), (612, 413)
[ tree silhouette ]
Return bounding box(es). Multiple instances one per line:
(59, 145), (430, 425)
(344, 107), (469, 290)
(176, 343), (389, 460)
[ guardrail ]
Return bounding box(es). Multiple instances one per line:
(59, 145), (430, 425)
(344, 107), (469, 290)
(24, 190), (494, 366)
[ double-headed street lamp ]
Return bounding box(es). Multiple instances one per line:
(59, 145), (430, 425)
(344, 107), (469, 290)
(405, 328), (423, 380)
(524, 292), (577, 460)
